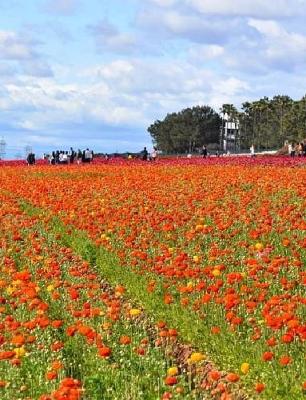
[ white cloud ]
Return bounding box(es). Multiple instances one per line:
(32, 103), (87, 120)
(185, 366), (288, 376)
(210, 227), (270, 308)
(248, 19), (306, 70)
(188, 44), (224, 62)
(137, 8), (239, 44)
(187, 0), (306, 18)
(89, 19), (137, 53)
(0, 31), (36, 60)
(1, 57), (251, 141)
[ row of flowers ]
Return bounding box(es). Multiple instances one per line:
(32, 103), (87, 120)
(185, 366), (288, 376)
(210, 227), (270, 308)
(0, 191), (245, 399)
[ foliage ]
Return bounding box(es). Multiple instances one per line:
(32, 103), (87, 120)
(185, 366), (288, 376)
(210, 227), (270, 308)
(148, 95), (306, 152)
(148, 106), (221, 153)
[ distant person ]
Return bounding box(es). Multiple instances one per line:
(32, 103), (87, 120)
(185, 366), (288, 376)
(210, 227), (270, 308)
(69, 147), (75, 164)
(290, 143), (296, 157)
(55, 150), (60, 164)
(142, 147), (148, 161)
(59, 152), (64, 164)
(62, 151), (68, 164)
(201, 145), (208, 158)
(49, 154), (55, 165)
(27, 152), (35, 165)
(250, 144), (255, 157)
(303, 141), (306, 157)
(77, 149), (82, 164)
(151, 147), (157, 161)
(288, 143), (292, 157)
(84, 148), (92, 163)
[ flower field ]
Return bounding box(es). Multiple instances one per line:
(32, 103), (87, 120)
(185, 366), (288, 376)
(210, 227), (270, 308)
(0, 157), (305, 399)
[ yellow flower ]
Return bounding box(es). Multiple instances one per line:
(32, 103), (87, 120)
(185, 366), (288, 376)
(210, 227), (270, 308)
(6, 286), (15, 295)
(189, 352), (205, 363)
(193, 255), (200, 263)
(14, 346), (26, 358)
(167, 366), (179, 376)
(47, 284), (54, 292)
(241, 362), (250, 374)
(255, 242), (264, 251)
(129, 308), (142, 317)
(212, 269), (221, 277)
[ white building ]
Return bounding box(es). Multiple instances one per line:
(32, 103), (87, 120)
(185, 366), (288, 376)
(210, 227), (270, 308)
(220, 114), (240, 152)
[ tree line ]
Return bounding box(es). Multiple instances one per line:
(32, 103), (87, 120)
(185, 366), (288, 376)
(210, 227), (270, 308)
(147, 95), (306, 153)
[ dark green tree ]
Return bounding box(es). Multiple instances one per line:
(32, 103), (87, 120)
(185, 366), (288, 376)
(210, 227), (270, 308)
(148, 106), (221, 153)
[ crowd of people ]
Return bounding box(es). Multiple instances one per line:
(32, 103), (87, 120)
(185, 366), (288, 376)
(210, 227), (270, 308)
(27, 148), (94, 166)
(140, 147), (157, 161)
(287, 141), (306, 157)
(46, 148), (94, 165)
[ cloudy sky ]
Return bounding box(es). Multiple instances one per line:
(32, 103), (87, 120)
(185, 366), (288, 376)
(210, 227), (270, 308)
(1, 0), (306, 157)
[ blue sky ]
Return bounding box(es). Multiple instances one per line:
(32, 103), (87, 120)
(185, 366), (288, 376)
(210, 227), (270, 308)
(1, 0), (306, 158)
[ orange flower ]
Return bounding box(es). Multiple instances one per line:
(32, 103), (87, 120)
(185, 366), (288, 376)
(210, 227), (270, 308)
(46, 370), (58, 380)
(226, 373), (240, 383)
(0, 351), (16, 360)
(119, 335), (131, 345)
(11, 334), (25, 347)
(51, 360), (63, 370)
(51, 320), (63, 329)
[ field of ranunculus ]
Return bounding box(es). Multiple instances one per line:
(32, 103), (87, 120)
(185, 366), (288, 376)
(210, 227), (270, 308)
(0, 157), (305, 400)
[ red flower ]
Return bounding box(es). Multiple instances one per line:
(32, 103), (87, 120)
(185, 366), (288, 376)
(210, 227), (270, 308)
(279, 355), (292, 366)
(98, 346), (111, 358)
(209, 370), (221, 381)
(262, 351), (274, 361)
(255, 382), (265, 393)
(164, 376), (177, 386)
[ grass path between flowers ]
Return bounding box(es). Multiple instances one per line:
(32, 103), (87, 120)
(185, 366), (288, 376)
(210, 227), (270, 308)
(17, 200), (251, 400)
(19, 198), (306, 400)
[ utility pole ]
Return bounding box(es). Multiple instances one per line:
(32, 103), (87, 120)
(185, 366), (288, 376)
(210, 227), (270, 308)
(24, 145), (32, 159)
(0, 137), (6, 160)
